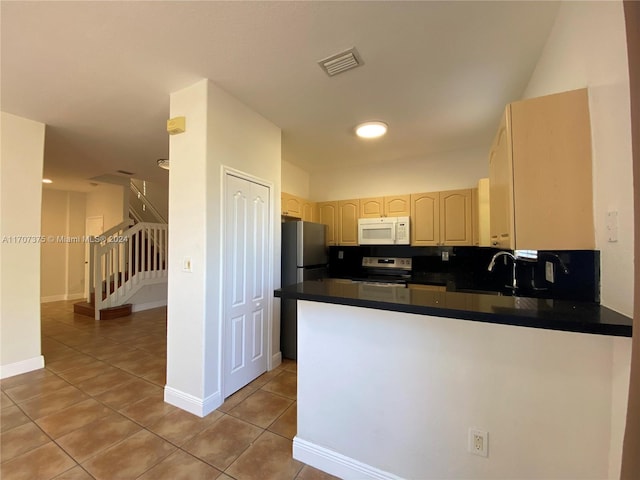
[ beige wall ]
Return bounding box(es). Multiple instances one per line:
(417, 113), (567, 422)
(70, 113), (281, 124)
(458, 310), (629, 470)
(308, 146), (487, 201)
(166, 79), (281, 415)
(85, 183), (125, 231)
(0, 112), (45, 378)
(40, 189), (86, 302)
(621, 1), (640, 477)
(297, 301), (631, 479)
(282, 160), (311, 198)
(310, 147), (489, 201)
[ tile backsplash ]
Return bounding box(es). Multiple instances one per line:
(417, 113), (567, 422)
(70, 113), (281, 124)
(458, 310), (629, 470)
(327, 246), (600, 303)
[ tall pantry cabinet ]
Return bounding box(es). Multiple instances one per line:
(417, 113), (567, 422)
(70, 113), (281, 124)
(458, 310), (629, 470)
(489, 88), (595, 250)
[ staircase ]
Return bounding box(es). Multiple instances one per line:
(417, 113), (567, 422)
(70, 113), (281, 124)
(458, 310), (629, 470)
(74, 220), (168, 320)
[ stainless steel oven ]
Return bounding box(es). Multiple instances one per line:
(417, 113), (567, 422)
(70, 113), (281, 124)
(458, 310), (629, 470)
(360, 256), (413, 285)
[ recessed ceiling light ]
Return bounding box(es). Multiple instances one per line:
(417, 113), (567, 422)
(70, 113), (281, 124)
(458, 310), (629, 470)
(157, 159), (170, 170)
(42, 178), (53, 184)
(355, 121), (388, 139)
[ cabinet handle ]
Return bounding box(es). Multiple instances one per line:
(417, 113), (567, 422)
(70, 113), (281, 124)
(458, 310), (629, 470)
(492, 241), (499, 246)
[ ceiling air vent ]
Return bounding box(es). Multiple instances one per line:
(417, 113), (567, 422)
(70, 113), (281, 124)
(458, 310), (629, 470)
(318, 47), (363, 77)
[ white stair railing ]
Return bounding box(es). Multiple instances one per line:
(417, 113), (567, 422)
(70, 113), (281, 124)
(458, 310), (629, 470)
(91, 222), (168, 320)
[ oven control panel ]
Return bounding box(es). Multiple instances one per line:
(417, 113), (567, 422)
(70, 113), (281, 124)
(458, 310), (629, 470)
(361, 257), (412, 270)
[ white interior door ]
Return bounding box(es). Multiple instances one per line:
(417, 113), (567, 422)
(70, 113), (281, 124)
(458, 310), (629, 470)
(224, 173), (269, 397)
(84, 216), (104, 299)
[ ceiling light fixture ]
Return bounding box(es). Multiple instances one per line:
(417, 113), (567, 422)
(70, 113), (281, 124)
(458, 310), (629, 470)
(157, 159), (170, 170)
(42, 178), (53, 184)
(355, 121), (388, 139)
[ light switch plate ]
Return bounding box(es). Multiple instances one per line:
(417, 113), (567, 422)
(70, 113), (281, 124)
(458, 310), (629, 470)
(183, 256), (192, 272)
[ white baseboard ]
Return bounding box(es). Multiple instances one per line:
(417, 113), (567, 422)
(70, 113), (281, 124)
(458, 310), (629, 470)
(41, 293), (85, 303)
(0, 355), (45, 379)
(66, 293), (85, 301)
(293, 437), (403, 480)
(270, 351), (282, 370)
(164, 385), (221, 417)
(132, 300), (167, 312)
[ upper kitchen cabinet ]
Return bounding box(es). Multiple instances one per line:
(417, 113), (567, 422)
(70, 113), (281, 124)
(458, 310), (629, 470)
(411, 190), (473, 246)
(359, 195), (411, 218)
(282, 192), (316, 221)
(318, 201), (338, 246)
(281, 192), (303, 219)
(489, 88), (594, 250)
(337, 199), (360, 246)
(473, 179), (490, 247)
(302, 200), (316, 222)
(439, 189), (473, 246)
(410, 192), (439, 245)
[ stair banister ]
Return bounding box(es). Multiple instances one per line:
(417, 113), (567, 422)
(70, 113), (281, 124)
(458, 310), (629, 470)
(92, 222), (168, 319)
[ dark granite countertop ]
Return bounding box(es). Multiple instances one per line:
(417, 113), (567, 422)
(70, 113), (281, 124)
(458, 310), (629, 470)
(275, 280), (632, 337)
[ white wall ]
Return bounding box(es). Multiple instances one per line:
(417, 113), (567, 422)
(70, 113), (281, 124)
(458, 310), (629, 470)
(282, 160), (311, 198)
(166, 79), (281, 416)
(85, 183), (126, 231)
(40, 189), (86, 302)
(0, 112), (46, 378)
(295, 301), (632, 480)
(309, 146), (488, 201)
(522, 0), (633, 317)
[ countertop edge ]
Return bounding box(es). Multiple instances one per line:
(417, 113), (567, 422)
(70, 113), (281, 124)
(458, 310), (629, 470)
(275, 285), (633, 338)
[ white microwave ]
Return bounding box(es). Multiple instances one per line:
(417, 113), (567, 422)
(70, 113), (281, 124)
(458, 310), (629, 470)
(358, 216), (410, 245)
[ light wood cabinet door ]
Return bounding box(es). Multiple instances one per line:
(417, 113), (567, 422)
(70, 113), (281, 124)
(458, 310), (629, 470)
(488, 88), (594, 250)
(281, 192), (303, 219)
(439, 189), (472, 246)
(384, 195), (411, 217)
(488, 109), (515, 250)
(338, 199), (359, 246)
(302, 201), (316, 222)
(359, 197), (384, 218)
(410, 192), (440, 246)
(510, 88), (594, 250)
(318, 201), (338, 246)
(476, 179), (491, 247)
(408, 283), (446, 292)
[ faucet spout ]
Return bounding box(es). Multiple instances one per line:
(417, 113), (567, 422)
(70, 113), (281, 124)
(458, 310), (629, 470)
(488, 251), (518, 290)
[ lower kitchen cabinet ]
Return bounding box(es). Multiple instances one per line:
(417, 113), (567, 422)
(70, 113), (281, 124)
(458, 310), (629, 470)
(408, 283), (446, 292)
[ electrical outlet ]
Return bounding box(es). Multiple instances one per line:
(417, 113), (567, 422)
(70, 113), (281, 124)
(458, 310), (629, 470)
(469, 428), (488, 457)
(545, 261), (554, 283)
(442, 251), (449, 261)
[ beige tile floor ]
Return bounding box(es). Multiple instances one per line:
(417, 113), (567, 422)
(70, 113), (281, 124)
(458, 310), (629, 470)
(0, 301), (337, 480)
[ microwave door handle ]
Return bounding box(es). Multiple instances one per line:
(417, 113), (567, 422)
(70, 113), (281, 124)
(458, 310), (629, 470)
(391, 222), (397, 244)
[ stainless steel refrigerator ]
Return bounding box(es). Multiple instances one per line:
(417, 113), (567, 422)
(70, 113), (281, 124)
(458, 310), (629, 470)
(281, 220), (328, 359)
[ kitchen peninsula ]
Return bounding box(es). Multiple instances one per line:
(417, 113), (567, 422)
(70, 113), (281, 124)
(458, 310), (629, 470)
(275, 282), (632, 479)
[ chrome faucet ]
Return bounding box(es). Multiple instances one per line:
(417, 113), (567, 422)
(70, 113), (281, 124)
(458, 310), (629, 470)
(488, 251), (519, 290)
